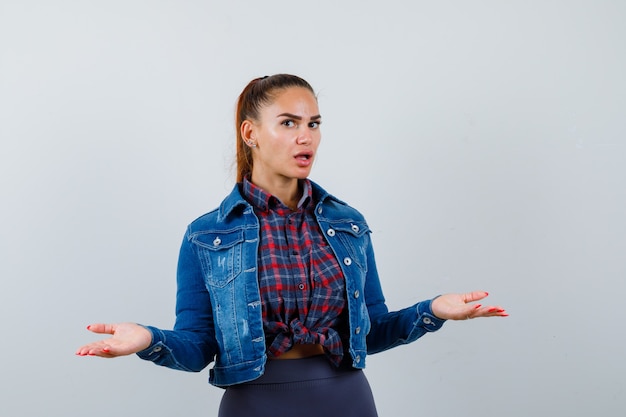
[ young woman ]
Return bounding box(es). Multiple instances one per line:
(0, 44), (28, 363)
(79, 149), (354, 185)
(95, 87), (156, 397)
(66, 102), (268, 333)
(76, 74), (508, 417)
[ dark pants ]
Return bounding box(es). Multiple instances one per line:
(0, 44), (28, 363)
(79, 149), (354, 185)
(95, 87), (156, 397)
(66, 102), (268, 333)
(218, 355), (378, 417)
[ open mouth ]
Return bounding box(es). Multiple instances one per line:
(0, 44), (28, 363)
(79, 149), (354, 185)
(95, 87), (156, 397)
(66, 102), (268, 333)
(295, 151), (313, 160)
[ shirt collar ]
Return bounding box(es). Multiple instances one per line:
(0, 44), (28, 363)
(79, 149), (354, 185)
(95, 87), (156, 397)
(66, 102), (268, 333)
(242, 176), (312, 212)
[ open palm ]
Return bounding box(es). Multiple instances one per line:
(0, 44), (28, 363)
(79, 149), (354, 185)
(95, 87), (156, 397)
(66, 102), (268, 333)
(75, 322), (152, 358)
(431, 291), (508, 320)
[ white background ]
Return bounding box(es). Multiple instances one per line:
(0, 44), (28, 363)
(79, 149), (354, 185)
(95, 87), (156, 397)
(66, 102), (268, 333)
(1, 1), (625, 416)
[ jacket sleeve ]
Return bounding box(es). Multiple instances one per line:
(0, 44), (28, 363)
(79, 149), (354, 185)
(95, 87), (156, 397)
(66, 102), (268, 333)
(363, 234), (446, 354)
(136, 232), (218, 372)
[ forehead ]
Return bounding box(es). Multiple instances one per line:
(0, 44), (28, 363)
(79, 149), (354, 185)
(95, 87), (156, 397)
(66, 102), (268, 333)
(265, 87), (318, 112)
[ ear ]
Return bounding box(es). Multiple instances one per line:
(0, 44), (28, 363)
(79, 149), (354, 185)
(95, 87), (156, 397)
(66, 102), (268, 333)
(240, 120), (256, 144)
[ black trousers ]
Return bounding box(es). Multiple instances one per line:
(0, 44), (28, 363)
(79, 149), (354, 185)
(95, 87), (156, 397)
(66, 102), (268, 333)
(218, 355), (378, 417)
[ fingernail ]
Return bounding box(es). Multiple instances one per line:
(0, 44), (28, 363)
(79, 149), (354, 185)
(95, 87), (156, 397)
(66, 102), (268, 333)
(474, 304), (482, 309)
(87, 325), (91, 330)
(485, 292), (489, 296)
(488, 308), (497, 313)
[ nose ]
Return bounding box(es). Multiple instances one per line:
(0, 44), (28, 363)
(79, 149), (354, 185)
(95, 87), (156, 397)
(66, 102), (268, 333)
(296, 128), (312, 145)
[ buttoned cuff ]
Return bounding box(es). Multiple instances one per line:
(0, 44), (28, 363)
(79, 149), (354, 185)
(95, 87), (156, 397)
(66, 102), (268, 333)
(416, 299), (446, 331)
(136, 325), (169, 360)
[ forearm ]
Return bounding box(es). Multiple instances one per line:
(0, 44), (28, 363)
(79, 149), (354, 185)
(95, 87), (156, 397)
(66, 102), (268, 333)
(366, 299), (446, 354)
(136, 326), (217, 372)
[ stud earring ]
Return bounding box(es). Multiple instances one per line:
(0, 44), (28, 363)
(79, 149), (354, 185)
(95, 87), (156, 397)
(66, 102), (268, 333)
(247, 141), (256, 148)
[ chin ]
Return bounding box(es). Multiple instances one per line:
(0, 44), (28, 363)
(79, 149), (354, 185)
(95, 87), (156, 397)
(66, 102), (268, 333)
(296, 169), (313, 179)
(289, 167), (312, 179)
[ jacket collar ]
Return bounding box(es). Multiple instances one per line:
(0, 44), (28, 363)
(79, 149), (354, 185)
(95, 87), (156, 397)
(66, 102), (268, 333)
(218, 179), (345, 221)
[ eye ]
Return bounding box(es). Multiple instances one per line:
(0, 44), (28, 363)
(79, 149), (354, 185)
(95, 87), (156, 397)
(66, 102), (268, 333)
(309, 121), (321, 129)
(281, 119), (296, 127)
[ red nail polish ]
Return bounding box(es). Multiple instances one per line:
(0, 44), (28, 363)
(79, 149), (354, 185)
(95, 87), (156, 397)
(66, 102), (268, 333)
(87, 325), (91, 330)
(488, 308), (497, 313)
(474, 304), (482, 309)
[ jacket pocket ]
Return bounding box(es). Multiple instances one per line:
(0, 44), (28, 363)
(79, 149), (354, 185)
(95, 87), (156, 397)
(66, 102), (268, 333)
(191, 229), (244, 288)
(331, 221), (370, 271)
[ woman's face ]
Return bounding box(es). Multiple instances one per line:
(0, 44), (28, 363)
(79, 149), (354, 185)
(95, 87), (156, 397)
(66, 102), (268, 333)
(245, 87), (321, 187)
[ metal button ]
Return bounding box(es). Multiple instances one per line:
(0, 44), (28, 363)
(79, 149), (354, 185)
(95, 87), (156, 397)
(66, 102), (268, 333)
(298, 283), (305, 290)
(355, 326), (361, 334)
(152, 346), (162, 353)
(343, 257), (352, 266)
(423, 317), (432, 325)
(351, 224), (360, 233)
(213, 237), (221, 246)
(355, 355), (361, 363)
(354, 290), (360, 298)
(318, 207), (323, 214)
(327, 228), (335, 237)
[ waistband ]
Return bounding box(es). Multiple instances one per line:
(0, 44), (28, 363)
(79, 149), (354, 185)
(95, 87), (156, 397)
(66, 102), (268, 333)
(246, 355), (357, 385)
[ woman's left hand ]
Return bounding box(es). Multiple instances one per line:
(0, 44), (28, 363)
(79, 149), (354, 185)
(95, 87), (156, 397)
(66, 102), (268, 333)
(431, 291), (508, 320)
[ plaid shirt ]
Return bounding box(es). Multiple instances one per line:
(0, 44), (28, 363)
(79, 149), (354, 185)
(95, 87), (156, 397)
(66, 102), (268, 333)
(242, 177), (347, 366)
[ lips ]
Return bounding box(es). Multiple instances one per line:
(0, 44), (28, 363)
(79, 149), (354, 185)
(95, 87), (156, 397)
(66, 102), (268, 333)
(295, 151), (313, 160)
(294, 151), (314, 166)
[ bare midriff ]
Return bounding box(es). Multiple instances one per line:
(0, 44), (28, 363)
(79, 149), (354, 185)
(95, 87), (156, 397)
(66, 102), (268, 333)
(270, 344), (325, 360)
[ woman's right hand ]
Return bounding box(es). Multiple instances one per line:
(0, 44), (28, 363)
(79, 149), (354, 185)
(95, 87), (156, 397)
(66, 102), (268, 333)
(75, 322), (152, 358)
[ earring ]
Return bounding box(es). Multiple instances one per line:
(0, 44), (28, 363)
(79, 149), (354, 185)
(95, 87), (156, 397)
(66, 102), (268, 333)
(247, 140), (256, 148)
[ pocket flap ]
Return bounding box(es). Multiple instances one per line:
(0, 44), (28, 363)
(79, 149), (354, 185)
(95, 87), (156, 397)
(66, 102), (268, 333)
(192, 229), (244, 250)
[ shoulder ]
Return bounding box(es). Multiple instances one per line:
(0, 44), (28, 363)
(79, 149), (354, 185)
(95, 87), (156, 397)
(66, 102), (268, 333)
(186, 184), (251, 235)
(187, 207), (220, 233)
(310, 180), (367, 225)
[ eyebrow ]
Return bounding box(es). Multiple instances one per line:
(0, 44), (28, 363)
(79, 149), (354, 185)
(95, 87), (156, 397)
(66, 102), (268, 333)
(276, 112), (322, 121)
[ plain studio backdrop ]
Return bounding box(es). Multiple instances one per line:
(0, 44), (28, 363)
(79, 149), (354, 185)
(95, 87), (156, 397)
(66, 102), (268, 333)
(1, 1), (624, 416)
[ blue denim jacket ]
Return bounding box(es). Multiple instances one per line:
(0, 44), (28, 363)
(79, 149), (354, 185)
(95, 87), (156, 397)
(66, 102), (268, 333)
(137, 181), (445, 387)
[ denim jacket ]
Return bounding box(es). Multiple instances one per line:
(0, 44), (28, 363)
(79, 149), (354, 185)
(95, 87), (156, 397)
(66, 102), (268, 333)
(137, 181), (445, 387)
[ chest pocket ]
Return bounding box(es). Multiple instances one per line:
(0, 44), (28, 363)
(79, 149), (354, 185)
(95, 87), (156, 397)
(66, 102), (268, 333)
(192, 230), (244, 288)
(330, 221), (369, 271)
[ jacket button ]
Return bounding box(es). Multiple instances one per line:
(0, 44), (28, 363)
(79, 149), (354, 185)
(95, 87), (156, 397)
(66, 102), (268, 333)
(354, 290), (360, 298)
(351, 224), (360, 233)
(152, 346), (162, 353)
(423, 317), (432, 325)
(327, 228), (335, 237)
(213, 237), (221, 246)
(355, 355), (361, 363)
(355, 326), (361, 334)
(298, 283), (305, 290)
(318, 207), (323, 214)
(343, 257), (352, 266)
